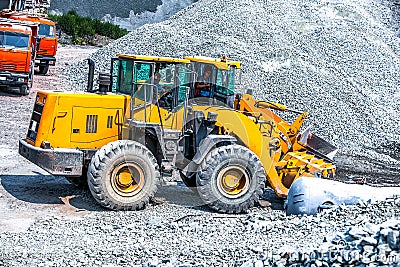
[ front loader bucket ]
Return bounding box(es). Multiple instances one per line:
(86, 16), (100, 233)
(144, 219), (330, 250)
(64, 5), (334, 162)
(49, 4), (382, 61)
(299, 126), (338, 161)
(285, 177), (400, 215)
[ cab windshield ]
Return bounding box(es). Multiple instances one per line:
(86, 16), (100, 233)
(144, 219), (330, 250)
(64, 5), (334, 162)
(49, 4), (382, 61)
(190, 61), (238, 107)
(111, 58), (191, 111)
(38, 24), (55, 37)
(0, 31), (29, 49)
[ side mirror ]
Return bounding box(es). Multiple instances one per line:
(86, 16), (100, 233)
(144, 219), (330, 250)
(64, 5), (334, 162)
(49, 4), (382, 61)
(34, 36), (41, 53)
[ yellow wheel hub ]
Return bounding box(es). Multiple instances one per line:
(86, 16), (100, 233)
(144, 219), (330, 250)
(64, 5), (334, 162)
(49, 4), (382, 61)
(222, 174), (241, 189)
(111, 163), (145, 196)
(217, 166), (250, 198)
(116, 171), (134, 188)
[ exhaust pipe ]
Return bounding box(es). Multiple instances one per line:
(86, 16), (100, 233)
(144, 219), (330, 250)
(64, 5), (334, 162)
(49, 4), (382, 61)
(87, 58), (95, 92)
(285, 177), (400, 215)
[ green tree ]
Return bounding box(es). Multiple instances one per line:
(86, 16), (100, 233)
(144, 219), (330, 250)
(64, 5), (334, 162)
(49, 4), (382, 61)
(49, 10), (128, 45)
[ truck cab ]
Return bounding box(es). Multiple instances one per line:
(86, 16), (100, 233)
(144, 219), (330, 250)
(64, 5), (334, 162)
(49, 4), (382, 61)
(1, 12), (57, 75)
(0, 18), (37, 95)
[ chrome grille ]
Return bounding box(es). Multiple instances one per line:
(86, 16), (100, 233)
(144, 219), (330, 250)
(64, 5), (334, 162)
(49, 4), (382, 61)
(0, 62), (16, 71)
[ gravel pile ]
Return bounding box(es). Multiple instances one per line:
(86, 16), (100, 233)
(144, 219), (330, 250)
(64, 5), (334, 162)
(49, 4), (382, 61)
(0, 190), (398, 266)
(265, 201), (400, 266)
(61, 0), (400, 180)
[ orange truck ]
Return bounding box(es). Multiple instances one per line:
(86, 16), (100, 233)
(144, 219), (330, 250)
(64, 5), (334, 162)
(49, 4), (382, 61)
(0, 18), (38, 95)
(1, 11), (57, 74)
(8, 13), (56, 74)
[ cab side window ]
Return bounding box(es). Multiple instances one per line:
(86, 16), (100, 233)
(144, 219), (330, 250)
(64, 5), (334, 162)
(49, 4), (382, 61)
(133, 63), (154, 102)
(117, 60), (134, 95)
(177, 66), (191, 107)
(193, 64), (215, 99)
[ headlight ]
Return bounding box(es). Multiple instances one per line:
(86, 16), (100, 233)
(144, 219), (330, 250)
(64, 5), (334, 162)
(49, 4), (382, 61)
(18, 78), (25, 82)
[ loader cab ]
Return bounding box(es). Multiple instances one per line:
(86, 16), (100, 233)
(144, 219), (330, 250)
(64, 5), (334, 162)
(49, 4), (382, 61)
(110, 54), (191, 114)
(184, 56), (241, 108)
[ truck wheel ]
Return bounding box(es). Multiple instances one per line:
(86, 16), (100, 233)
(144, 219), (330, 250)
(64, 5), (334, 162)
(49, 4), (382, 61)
(87, 140), (160, 211)
(19, 85), (29, 95)
(196, 145), (266, 213)
(38, 65), (49, 75)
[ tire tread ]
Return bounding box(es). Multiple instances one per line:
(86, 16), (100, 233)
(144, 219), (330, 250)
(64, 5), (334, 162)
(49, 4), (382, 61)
(196, 145), (266, 213)
(88, 140), (160, 211)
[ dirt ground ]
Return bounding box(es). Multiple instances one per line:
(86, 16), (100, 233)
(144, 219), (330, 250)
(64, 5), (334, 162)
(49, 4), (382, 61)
(0, 45), (101, 232)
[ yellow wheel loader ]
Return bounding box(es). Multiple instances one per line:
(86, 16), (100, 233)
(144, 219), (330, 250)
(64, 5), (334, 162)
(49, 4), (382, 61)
(19, 54), (336, 213)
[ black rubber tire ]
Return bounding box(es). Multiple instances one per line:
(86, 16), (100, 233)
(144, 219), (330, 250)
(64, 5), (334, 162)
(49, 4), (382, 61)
(87, 140), (160, 211)
(19, 85), (28, 95)
(196, 145), (266, 213)
(20, 63), (33, 95)
(38, 65), (49, 75)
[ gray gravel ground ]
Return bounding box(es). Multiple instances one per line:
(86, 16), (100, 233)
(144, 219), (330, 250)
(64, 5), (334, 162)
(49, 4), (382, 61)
(0, 190), (399, 266)
(63, 0), (400, 181)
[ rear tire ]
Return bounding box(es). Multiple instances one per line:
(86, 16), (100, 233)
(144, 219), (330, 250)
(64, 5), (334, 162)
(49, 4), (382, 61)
(196, 145), (266, 213)
(19, 85), (28, 95)
(38, 65), (49, 75)
(87, 140), (160, 211)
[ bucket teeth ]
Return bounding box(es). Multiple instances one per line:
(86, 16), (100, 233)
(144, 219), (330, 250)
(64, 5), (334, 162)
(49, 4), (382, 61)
(278, 151), (336, 180)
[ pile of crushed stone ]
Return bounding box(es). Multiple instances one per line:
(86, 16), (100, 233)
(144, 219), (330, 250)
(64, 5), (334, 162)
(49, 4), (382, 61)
(62, 0), (400, 181)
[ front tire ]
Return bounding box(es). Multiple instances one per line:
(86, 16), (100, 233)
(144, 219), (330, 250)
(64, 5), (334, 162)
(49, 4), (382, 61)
(196, 145), (266, 213)
(88, 140), (160, 210)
